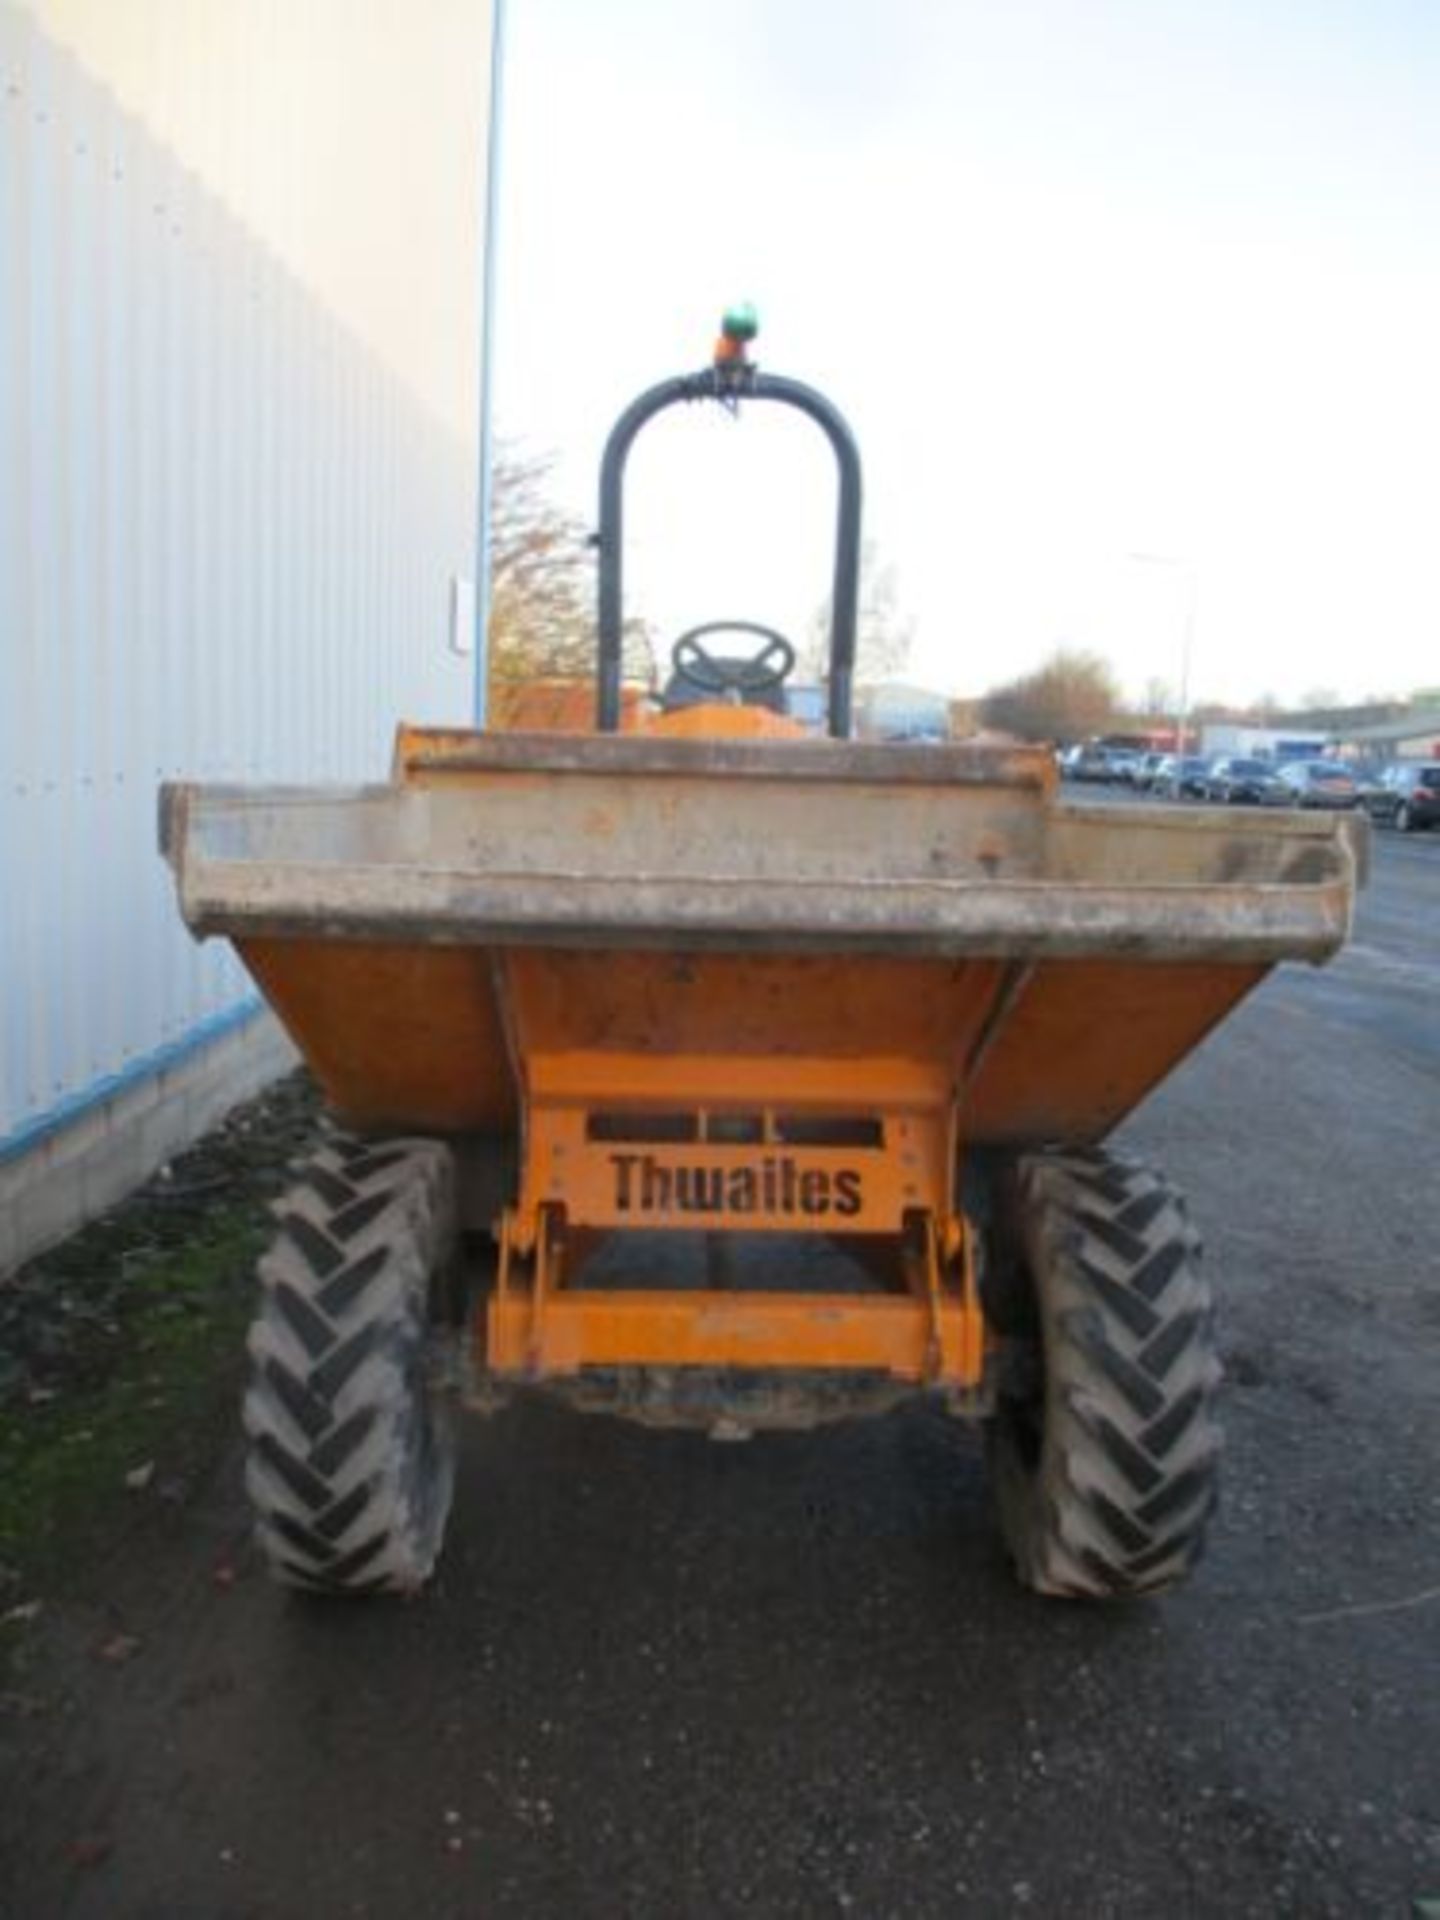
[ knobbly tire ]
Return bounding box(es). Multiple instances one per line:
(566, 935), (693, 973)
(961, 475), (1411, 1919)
(985, 1147), (1222, 1599)
(244, 1135), (459, 1594)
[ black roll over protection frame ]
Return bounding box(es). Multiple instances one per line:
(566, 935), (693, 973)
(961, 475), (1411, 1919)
(594, 352), (863, 739)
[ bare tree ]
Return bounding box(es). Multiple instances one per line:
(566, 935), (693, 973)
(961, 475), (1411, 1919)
(801, 539), (915, 683)
(487, 443), (653, 691)
(981, 648), (1119, 743)
(1299, 685), (1342, 712)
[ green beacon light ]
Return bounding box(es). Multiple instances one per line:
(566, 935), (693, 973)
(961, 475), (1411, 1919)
(723, 302), (759, 343)
(714, 303), (759, 370)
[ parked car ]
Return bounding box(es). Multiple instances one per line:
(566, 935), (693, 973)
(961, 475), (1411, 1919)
(1154, 755), (1213, 800)
(1362, 762), (1440, 832)
(1203, 757), (1290, 806)
(1065, 743), (1122, 782)
(1275, 760), (1360, 809)
(1350, 765), (1388, 809)
(1133, 750), (1170, 790)
(1108, 748), (1148, 785)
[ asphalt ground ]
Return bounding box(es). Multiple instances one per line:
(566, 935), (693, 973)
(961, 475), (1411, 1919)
(2, 817), (1437, 1919)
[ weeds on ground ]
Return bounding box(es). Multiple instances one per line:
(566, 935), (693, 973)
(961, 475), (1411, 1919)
(0, 1075), (318, 1608)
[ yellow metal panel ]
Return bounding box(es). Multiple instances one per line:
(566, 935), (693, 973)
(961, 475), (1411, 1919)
(498, 951), (1007, 1070)
(524, 1111), (948, 1234)
(235, 938), (1261, 1154)
(489, 1290), (968, 1381)
(486, 1197), (984, 1385)
(524, 1051), (952, 1109)
(239, 938), (516, 1133)
(966, 958), (1267, 1141)
(640, 702), (808, 740)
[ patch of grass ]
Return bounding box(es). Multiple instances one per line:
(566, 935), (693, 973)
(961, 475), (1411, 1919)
(0, 1074), (319, 1625)
(0, 1212), (262, 1594)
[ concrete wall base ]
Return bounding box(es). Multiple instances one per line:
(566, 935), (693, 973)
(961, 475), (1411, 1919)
(0, 1012), (298, 1279)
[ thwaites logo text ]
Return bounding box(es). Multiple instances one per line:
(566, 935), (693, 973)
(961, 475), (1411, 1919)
(609, 1152), (863, 1219)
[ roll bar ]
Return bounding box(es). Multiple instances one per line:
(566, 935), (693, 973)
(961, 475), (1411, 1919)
(595, 364), (863, 738)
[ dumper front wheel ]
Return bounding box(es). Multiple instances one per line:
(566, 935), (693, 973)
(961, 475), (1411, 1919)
(986, 1149), (1221, 1599)
(244, 1136), (458, 1594)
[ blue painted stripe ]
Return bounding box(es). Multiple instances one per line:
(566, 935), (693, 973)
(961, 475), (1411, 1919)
(0, 997), (268, 1166)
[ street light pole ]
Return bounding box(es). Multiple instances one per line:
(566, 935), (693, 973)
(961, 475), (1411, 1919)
(1176, 564), (1197, 753)
(1128, 552), (1197, 753)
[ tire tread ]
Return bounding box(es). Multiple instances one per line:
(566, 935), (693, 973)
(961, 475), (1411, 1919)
(989, 1148), (1222, 1599)
(243, 1136), (457, 1595)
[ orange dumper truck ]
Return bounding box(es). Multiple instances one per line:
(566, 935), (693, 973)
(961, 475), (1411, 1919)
(162, 312), (1363, 1601)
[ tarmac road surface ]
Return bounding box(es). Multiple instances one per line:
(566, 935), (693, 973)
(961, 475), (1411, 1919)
(2, 827), (1438, 1918)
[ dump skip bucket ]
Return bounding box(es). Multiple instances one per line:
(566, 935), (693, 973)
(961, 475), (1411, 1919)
(162, 732), (1362, 1147)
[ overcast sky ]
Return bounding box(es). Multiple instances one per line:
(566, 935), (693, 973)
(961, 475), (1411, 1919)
(495, 0), (1440, 708)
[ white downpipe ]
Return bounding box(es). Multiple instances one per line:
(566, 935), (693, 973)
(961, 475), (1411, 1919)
(472, 0), (507, 726)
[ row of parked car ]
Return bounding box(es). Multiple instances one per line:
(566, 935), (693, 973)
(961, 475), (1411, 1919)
(1059, 744), (1440, 830)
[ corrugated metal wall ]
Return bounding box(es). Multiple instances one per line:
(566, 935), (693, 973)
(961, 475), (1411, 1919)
(0, 5), (475, 1156)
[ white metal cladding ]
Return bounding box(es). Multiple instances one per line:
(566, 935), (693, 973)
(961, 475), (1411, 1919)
(0, 6), (476, 1154)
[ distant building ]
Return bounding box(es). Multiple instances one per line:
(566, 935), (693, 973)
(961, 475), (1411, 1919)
(1200, 724), (1330, 762)
(783, 684), (828, 733)
(1268, 700), (1410, 735)
(854, 680), (952, 741)
(1330, 710), (1440, 763)
(1199, 705), (1440, 766)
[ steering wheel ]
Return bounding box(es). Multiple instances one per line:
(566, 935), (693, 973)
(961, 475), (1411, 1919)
(670, 621), (797, 699)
